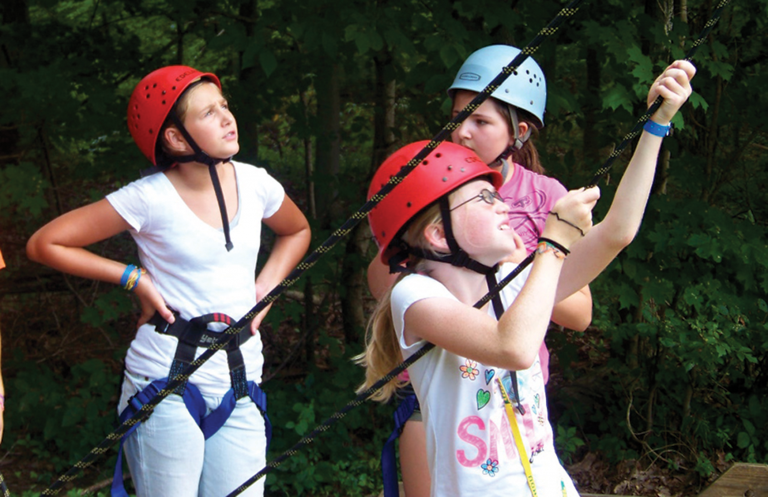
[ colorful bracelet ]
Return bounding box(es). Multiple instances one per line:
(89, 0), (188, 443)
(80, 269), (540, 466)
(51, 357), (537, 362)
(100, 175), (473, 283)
(125, 268), (146, 292)
(0, 393), (5, 412)
(643, 119), (672, 137)
(120, 264), (137, 288)
(536, 237), (570, 259)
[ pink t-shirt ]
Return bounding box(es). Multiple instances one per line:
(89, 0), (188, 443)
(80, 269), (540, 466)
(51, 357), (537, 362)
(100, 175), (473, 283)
(498, 163), (568, 252)
(498, 163), (568, 383)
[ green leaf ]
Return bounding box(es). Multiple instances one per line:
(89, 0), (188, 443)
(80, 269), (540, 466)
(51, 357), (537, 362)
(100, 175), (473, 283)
(260, 51), (278, 78)
(602, 84), (633, 113)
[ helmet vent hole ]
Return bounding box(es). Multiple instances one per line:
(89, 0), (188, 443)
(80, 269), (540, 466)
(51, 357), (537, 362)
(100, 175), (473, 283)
(422, 160), (429, 166)
(435, 153), (442, 158)
(529, 79), (533, 83)
(162, 100), (166, 105)
(513, 71), (518, 76)
(149, 129), (154, 135)
(442, 177), (448, 182)
(153, 83), (157, 88)
(162, 90), (167, 95)
(407, 202), (412, 207)
(172, 86), (177, 91)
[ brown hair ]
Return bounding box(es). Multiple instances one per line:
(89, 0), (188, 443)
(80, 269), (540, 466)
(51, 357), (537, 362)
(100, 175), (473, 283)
(490, 99), (545, 175)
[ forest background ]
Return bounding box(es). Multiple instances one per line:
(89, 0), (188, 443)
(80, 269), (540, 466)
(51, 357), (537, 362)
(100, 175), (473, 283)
(0, 0), (767, 495)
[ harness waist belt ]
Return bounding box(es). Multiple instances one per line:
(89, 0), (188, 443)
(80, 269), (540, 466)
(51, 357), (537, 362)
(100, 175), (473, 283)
(148, 311), (252, 349)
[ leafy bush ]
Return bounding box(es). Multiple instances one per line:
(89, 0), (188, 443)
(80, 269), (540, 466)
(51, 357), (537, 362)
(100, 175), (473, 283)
(556, 191), (768, 476)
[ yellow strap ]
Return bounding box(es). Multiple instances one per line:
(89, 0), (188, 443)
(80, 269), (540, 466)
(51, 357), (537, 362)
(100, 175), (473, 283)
(497, 377), (538, 497)
(497, 377), (568, 497)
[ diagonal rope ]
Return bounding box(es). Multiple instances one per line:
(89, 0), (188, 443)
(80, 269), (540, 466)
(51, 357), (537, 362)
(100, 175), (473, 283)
(0, 471), (9, 497)
(226, 1), (731, 494)
(41, 2), (588, 494)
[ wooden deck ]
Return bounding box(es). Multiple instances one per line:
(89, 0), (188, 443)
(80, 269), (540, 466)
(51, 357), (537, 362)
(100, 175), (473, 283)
(378, 463), (768, 496)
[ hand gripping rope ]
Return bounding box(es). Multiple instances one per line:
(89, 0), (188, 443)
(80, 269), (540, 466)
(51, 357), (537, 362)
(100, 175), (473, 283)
(40, 1), (586, 495)
(40, 0), (731, 494)
(226, 1), (732, 495)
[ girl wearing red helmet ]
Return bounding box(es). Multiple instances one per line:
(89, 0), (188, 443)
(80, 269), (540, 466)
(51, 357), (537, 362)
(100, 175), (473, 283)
(360, 60), (695, 496)
(371, 46), (590, 497)
(27, 66), (311, 496)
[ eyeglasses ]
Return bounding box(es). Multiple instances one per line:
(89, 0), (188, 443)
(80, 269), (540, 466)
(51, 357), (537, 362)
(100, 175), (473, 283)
(449, 189), (504, 211)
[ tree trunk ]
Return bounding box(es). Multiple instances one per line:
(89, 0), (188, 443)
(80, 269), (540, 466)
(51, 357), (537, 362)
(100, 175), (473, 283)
(314, 58), (341, 222)
(582, 48), (601, 168)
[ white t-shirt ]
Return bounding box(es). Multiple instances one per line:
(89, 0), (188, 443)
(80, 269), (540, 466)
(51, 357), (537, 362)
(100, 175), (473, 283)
(107, 160), (285, 396)
(391, 263), (579, 496)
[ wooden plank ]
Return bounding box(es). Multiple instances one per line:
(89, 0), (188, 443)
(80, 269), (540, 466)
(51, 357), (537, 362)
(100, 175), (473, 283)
(699, 463), (768, 497)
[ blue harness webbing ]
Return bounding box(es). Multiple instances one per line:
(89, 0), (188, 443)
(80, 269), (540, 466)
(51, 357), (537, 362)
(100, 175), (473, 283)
(111, 312), (272, 497)
(380, 393), (419, 497)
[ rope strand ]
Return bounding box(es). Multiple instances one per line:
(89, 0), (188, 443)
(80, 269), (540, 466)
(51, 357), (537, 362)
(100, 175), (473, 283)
(226, 2), (730, 494)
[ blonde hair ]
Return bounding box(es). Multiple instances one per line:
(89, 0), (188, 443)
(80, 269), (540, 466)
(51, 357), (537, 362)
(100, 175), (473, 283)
(355, 201), (445, 403)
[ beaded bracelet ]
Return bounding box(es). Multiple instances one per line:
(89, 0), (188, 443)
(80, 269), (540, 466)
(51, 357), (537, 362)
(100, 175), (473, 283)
(536, 237), (570, 260)
(0, 393), (5, 412)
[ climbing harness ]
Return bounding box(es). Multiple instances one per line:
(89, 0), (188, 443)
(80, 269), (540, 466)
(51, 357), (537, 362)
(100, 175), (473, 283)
(43, 1), (582, 491)
(43, 0), (731, 493)
(110, 311), (272, 497)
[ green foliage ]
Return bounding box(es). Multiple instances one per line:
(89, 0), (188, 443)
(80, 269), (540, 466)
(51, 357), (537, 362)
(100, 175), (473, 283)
(2, 0), (767, 492)
(556, 424), (585, 465)
(264, 342), (391, 496)
(562, 190), (768, 471)
(6, 357), (120, 478)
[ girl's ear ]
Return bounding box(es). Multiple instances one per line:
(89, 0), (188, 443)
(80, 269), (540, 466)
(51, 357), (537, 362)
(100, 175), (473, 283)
(423, 222), (449, 252)
(163, 126), (190, 154)
(510, 121), (530, 145)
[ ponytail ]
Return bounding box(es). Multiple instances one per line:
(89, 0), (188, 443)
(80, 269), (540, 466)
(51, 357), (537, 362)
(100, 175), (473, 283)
(355, 202), (445, 402)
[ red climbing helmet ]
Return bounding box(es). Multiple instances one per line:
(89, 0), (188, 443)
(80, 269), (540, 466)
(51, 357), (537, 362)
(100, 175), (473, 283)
(127, 66), (221, 165)
(368, 141), (503, 265)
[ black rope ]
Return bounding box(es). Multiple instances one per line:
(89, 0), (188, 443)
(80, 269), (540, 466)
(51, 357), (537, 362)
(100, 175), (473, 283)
(41, 2), (587, 494)
(0, 471), (8, 497)
(42, 0), (730, 493)
(227, 1), (731, 494)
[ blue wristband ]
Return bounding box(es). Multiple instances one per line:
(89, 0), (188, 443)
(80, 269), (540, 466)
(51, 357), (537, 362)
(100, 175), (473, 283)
(643, 120), (671, 137)
(121, 264), (136, 288)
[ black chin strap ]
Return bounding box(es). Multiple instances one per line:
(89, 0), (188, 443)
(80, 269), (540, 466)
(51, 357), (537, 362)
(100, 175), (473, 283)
(167, 113), (235, 252)
(440, 196), (525, 414)
(490, 108), (533, 168)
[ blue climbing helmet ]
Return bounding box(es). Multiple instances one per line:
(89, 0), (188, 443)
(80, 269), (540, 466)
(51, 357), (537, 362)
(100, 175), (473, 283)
(448, 44), (547, 129)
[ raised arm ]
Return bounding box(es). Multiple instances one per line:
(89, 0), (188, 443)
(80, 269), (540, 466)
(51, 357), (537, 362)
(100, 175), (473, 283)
(555, 60), (696, 301)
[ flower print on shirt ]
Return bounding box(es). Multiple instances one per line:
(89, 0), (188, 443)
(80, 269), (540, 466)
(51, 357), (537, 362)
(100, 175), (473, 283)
(481, 458), (500, 477)
(459, 359), (480, 381)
